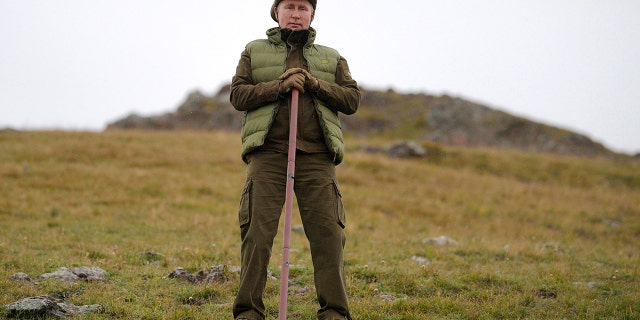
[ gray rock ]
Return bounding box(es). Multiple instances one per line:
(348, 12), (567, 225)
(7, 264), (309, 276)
(8, 272), (33, 282)
(291, 224), (305, 233)
(167, 267), (197, 283)
(167, 265), (238, 285)
(139, 251), (166, 261)
(535, 288), (557, 299)
(541, 243), (563, 252)
(380, 294), (396, 302)
(3, 295), (103, 318)
(385, 141), (427, 158)
(573, 281), (598, 289)
(603, 219), (621, 227)
(40, 267), (108, 283)
(410, 255), (430, 266)
(359, 141), (429, 158)
(423, 235), (459, 246)
(293, 286), (315, 295)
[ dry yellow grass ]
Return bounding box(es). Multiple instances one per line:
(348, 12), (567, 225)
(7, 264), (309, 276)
(1, 130), (638, 319)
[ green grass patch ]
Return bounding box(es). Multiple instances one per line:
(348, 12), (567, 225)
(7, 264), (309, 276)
(0, 130), (638, 319)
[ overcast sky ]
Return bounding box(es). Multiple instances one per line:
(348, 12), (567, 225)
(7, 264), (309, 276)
(1, 0), (639, 154)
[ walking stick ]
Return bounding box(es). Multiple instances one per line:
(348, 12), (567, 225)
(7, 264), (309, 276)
(278, 88), (299, 320)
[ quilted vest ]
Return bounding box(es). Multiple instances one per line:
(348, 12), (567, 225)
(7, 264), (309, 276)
(240, 27), (345, 164)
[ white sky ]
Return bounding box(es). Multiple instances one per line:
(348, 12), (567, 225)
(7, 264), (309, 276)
(1, 0), (639, 154)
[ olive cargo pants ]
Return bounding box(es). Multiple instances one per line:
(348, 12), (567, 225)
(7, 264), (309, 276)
(233, 151), (350, 320)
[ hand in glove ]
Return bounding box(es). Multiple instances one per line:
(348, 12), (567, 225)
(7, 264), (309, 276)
(279, 68), (320, 92)
(279, 70), (306, 94)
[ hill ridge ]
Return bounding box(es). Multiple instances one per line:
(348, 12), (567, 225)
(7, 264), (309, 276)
(106, 85), (618, 158)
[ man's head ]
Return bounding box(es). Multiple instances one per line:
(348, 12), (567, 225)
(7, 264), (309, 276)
(271, 0), (316, 30)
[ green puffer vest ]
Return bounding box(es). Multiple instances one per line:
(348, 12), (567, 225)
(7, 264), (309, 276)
(240, 27), (345, 165)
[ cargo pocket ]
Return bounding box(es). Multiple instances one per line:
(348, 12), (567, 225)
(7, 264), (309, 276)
(332, 179), (346, 229)
(238, 179), (253, 228)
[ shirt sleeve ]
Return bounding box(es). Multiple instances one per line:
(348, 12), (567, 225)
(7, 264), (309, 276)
(229, 49), (281, 112)
(313, 56), (361, 115)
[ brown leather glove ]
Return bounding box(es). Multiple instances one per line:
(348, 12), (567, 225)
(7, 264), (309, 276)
(279, 70), (306, 94)
(279, 68), (320, 92)
(304, 72), (320, 91)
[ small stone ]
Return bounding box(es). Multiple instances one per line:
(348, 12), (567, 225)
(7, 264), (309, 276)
(9, 272), (32, 282)
(410, 256), (430, 266)
(294, 286), (315, 295)
(139, 251), (166, 262)
(167, 267), (198, 283)
(168, 265), (236, 285)
(573, 281), (598, 289)
(197, 265), (229, 284)
(423, 236), (459, 246)
(603, 219), (621, 227)
(291, 225), (305, 233)
(535, 289), (557, 299)
(541, 243), (562, 252)
(385, 141), (427, 158)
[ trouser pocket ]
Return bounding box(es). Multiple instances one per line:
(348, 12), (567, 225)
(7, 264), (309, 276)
(333, 179), (346, 229)
(238, 179), (253, 227)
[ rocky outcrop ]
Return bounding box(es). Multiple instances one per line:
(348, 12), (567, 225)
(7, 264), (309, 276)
(106, 85), (616, 157)
(107, 89), (240, 131)
(421, 96), (610, 156)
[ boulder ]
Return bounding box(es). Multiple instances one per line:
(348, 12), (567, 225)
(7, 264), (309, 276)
(40, 267), (108, 282)
(3, 295), (103, 318)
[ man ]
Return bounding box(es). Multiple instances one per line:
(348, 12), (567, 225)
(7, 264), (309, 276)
(229, 0), (360, 319)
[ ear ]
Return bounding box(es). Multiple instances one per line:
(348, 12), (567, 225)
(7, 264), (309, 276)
(273, 7), (279, 21)
(310, 10), (315, 22)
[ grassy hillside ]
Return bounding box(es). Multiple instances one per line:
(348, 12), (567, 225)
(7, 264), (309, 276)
(1, 130), (638, 319)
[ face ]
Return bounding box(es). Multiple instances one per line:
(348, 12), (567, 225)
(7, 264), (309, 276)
(275, 0), (315, 30)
